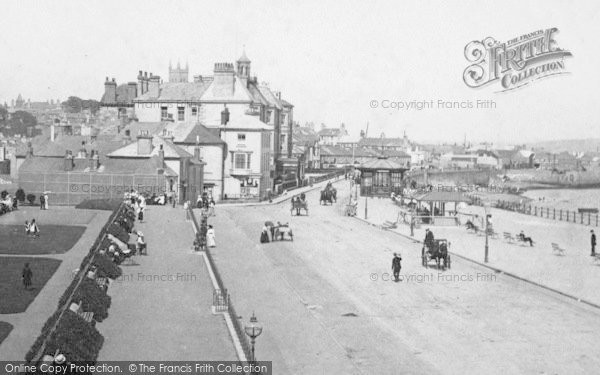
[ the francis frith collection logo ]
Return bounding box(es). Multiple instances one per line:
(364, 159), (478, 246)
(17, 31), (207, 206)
(463, 28), (572, 92)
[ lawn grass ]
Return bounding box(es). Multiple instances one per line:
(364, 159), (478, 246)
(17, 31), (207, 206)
(0, 225), (86, 255)
(0, 257), (62, 314)
(0, 321), (13, 346)
(76, 199), (123, 211)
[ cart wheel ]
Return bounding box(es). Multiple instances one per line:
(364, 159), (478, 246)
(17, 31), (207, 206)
(422, 255), (427, 268)
(447, 255), (451, 269)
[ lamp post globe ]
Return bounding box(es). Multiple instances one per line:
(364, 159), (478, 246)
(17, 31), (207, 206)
(244, 312), (263, 363)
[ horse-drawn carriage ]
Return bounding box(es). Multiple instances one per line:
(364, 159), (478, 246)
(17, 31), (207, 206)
(320, 182), (337, 205)
(264, 221), (294, 241)
(291, 194), (308, 216)
(422, 239), (451, 269)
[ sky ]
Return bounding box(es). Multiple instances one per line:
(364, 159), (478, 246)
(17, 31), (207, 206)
(0, 0), (599, 144)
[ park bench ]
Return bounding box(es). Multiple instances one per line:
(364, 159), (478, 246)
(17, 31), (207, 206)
(69, 300), (94, 323)
(486, 228), (499, 239)
(503, 232), (516, 243)
(381, 220), (398, 230)
(551, 243), (565, 256)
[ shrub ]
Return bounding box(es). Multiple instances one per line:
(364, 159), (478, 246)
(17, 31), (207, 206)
(107, 223), (129, 243)
(26, 193), (36, 205)
(44, 310), (104, 362)
(15, 188), (25, 202)
(73, 278), (111, 322)
(93, 253), (122, 279)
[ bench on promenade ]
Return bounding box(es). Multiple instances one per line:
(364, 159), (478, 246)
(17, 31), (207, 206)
(69, 300), (94, 323)
(487, 228), (499, 239)
(504, 232), (516, 243)
(551, 243), (565, 256)
(381, 220), (398, 230)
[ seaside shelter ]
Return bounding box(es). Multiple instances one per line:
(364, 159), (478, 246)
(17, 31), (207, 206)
(358, 157), (408, 197)
(413, 191), (472, 225)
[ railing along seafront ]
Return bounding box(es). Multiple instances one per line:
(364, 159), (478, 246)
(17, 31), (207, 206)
(27, 201), (128, 364)
(188, 207), (260, 373)
(468, 194), (600, 227)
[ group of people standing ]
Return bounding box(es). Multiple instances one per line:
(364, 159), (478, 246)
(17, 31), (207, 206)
(24, 219), (40, 237)
(39, 192), (49, 210)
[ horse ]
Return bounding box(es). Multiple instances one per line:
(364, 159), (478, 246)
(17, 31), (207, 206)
(424, 241), (449, 269)
(320, 190), (334, 205)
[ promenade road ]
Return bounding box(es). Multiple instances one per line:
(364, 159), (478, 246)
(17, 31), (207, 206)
(207, 181), (600, 374)
(97, 205), (237, 361)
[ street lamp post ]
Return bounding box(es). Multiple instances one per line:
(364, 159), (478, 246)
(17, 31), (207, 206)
(484, 203), (491, 263)
(244, 312), (263, 364)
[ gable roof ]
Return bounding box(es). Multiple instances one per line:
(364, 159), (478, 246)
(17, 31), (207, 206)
(179, 123), (225, 145)
(359, 157), (406, 170)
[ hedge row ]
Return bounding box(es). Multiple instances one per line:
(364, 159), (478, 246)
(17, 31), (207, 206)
(25, 203), (132, 363)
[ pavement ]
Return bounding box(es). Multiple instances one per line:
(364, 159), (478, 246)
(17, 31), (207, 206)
(97, 205), (237, 361)
(207, 179), (600, 374)
(0, 207), (109, 361)
(353, 187), (600, 307)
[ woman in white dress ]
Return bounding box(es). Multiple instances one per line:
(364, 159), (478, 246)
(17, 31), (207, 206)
(207, 225), (216, 247)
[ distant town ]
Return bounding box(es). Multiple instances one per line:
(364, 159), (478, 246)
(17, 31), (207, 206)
(2, 55), (599, 204)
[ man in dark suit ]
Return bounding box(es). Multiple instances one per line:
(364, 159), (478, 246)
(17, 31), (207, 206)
(591, 230), (596, 256)
(392, 253), (402, 282)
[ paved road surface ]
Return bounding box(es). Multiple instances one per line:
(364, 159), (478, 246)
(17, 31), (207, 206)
(207, 181), (600, 374)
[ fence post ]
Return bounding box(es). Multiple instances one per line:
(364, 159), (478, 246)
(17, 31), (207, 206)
(581, 212), (584, 224)
(560, 209), (562, 221)
(553, 208), (556, 220)
(588, 212), (591, 226)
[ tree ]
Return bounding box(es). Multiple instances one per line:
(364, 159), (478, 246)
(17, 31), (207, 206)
(0, 111), (38, 136)
(63, 96), (101, 114)
(0, 106), (7, 122)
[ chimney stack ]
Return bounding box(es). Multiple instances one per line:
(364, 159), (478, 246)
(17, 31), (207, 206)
(64, 150), (74, 171)
(137, 70), (144, 95)
(158, 144), (165, 166)
(89, 150), (100, 170)
(221, 105), (230, 126)
(26, 142), (33, 158)
(147, 75), (161, 98)
(212, 63), (235, 97)
(127, 82), (138, 100)
(104, 77), (117, 103)
(137, 130), (153, 155)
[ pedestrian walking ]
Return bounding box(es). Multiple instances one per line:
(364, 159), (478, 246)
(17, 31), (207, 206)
(39, 194), (45, 210)
(591, 230), (596, 256)
(22, 263), (33, 290)
(183, 200), (190, 221)
(209, 199), (216, 217)
(207, 225), (216, 247)
(392, 253), (402, 282)
(410, 216), (415, 237)
(44, 192), (49, 210)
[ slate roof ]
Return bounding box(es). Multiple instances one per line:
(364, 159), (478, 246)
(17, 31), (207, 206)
(179, 124), (224, 145)
(358, 157), (407, 170)
(18, 155), (177, 176)
(134, 82), (212, 102)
